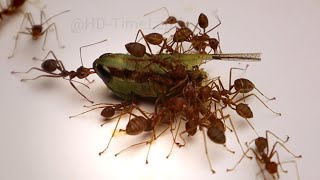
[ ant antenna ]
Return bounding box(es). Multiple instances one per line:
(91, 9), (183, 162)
(41, 10), (70, 25)
(79, 39), (108, 66)
(144, 7), (170, 17)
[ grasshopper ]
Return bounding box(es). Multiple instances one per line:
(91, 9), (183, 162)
(93, 53), (261, 99)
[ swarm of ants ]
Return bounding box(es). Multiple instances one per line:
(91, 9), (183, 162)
(5, 4), (302, 179)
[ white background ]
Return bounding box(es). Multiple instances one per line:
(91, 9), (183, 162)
(1, 0), (319, 179)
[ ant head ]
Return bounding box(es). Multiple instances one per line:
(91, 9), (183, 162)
(101, 107), (115, 118)
(32, 25), (43, 40)
(164, 16), (177, 24)
(266, 161), (278, 174)
(125, 42), (146, 57)
(255, 137), (268, 153)
(76, 66), (91, 79)
(41, 59), (58, 73)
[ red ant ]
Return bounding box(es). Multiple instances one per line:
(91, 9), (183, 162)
(8, 9), (69, 58)
(227, 130), (301, 180)
(11, 39), (107, 103)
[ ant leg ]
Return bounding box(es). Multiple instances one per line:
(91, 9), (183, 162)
(40, 10), (49, 27)
(281, 160), (300, 180)
(235, 94), (281, 116)
(85, 77), (95, 84)
(41, 23), (64, 51)
(99, 111), (125, 156)
(255, 158), (267, 180)
(178, 130), (187, 147)
(201, 128), (215, 173)
(228, 67), (246, 91)
(227, 148), (257, 172)
(69, 81), (93, 103)
(274, 151), (288, 173)
(222, 112), (253, 159)
(134, 29), (153, 55)
(32, 50), (56, 61)
(8, 13), (34, 59)
(20, 74), (62, 82)
(270, 141), (302, 159)
(114, 141), (149, 157)
(206, 14), (221, 34)
(217, 32), (223, 54)
(11, 67), (46, 74)
(69, 107), (105, 118)
(265, 130), (289, 154)
(166, 118), (182, 159)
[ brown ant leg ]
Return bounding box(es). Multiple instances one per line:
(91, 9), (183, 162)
(274, 151), (288, 173)
(269, 141), (302, 159)
(9, 12), (34, 58)
(219, 111), (253, 159)
(205, 14), (221, 34)
(11, 67), (45, 74)
(255, 158), (267, 180)
(227, 148), (258, 172)
(166, 118), (182, 159)
(68, 81), (93, 103)
(281, 160), (300, 180)
(134, 29), (153, 55)
(234, 94), (281, 116)
(201, 127), (215, 173)
(69, 107), (105, 118)
(41, 23), (64, 51)
(32, 50), (56, 61)
(20, 74), (63, 81)
(99, 111), (128, 156)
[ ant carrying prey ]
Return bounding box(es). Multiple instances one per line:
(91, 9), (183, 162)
(11, 39), (108, 103)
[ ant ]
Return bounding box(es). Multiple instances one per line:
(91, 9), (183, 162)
(69, 101), (152, 156)
(11, 39), (107, 103)
(8, 9), (70, 58)
(227, 130), (302, 180)
(0, 0), (26, 19)
(145, 7), (189, 29)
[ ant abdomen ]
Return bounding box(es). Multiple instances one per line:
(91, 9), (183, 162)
(41, 59), (58, 72)
(126, 116), (149, 135)
(125, 42), (146, 57)
(145, 33), (164, 45)
(207, 126), (226, 144)
(101, 107), (116, 118)
(234, 78), (255, 93)
(236, 103), (253, 118)
(198, 13), (209, 29)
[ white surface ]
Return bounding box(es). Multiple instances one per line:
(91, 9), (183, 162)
(1, 0), (319, 179)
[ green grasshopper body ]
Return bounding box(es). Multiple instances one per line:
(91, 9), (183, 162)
(93, 53), (261, 99)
